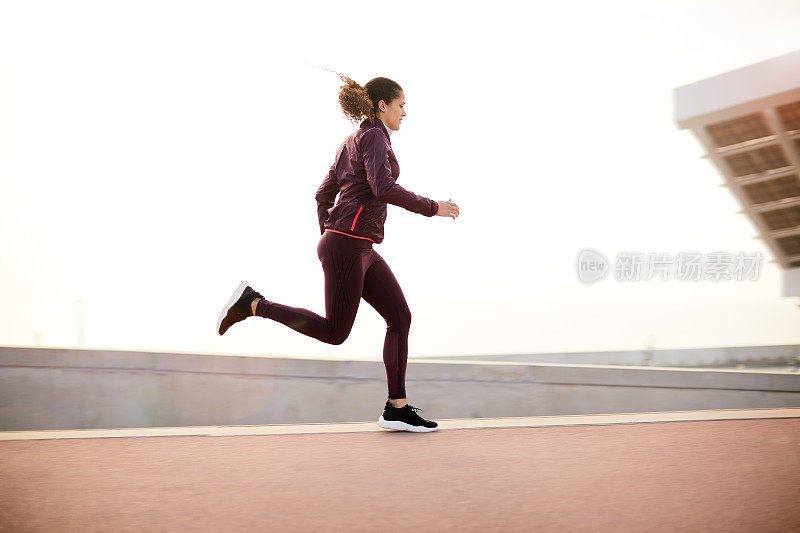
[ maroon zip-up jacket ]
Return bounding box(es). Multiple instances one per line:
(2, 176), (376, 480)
(315, 117), (439, 244)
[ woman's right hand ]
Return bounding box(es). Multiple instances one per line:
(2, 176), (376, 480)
(436, 198), (460, 219)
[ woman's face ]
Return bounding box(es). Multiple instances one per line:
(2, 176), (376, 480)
(379, 90), (406, 131)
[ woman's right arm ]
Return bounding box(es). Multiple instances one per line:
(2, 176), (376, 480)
(315, 144), (344, 234)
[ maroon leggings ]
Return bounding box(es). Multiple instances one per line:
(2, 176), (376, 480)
(254, 229), (411, 399)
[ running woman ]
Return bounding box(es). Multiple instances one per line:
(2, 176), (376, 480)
(217, 74), (460, 432)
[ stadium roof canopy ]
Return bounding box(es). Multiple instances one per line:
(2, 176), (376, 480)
(674, 49), (800, 298)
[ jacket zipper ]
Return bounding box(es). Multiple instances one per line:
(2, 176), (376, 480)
(350, 205), (364, 231)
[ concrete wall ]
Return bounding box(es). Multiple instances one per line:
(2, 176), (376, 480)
(1, 346), (799, 431)
(416, 344), (800, 368)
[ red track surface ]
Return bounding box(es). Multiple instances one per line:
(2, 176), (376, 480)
(1, 418), (799, 532)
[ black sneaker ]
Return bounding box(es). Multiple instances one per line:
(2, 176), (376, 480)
(378, 401), (438, 432)
(217, 280), (264, 336)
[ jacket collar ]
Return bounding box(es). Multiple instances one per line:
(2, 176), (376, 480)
(360, 117), (392, 144)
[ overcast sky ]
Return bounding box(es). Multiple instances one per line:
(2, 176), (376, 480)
(1, 0), (799, 359)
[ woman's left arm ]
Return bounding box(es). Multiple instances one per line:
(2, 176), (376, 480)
(361, 129), (438, 217)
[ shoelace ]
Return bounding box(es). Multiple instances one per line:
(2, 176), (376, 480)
(406, 406), (428, 421)
(389, 404), (423, 414)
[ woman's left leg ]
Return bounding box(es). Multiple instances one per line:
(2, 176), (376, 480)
(360, 255), (412, 401)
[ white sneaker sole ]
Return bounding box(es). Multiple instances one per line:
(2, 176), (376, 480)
(217, 280), (250, 336)
(377, 415), (437, 432)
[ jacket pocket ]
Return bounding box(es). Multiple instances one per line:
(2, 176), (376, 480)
(350, 204), (364, 231)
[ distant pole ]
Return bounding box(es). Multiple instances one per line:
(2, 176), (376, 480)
(643, 332), (654, 366)
(34, 332), (42, 346)
(76, 299), (85, 348)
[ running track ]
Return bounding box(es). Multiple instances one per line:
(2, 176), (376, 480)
(1, 410), (799, 532)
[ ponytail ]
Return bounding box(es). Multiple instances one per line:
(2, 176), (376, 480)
(319, 68), (403, 125)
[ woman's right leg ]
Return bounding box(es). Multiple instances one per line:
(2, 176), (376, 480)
(253, 232), (365, 345)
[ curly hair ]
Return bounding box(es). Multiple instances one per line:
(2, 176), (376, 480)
(321, 69), (403, 125)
